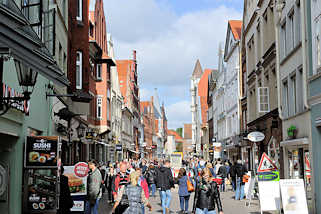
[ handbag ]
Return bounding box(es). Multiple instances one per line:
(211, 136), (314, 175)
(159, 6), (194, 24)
(187, 178), (194, 192)
(242, 174), (250, 183)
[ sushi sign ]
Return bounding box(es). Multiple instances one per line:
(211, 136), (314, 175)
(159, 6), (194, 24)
(25, 136), (59, 168)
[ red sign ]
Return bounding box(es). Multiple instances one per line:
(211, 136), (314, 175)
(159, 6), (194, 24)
(257, 152), (278, 172)
(74, 162), (89, 177)
(2, 83), (30, 115)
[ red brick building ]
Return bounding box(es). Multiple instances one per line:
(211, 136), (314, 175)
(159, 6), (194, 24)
(183, 123), (193, 158)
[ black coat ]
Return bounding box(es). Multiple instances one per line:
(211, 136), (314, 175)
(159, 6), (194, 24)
(155, 167), (174, 191)
(193, 179), (223, 212)
(229, 165), (236, 177)
(145, 168), (157, 185)
(57, 175), (73, 214)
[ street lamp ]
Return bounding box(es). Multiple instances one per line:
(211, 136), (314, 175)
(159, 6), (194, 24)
(0, 50), (38, 115)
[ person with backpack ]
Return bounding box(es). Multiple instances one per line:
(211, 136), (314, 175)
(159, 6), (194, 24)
(112, 162), (130, 214)
(218, 163), (227, 192)
(145, 164), (157, 197)
(112, 171), (152, 214)
(235, 160), (247, 200)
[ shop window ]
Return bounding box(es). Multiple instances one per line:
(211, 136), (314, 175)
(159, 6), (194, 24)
(76, 51), (82, 89)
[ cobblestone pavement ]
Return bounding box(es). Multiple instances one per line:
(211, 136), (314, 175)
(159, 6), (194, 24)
(98, 185), (270, 214)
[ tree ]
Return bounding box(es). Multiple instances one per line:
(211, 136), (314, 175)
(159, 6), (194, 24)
(176, 127), (183, 137)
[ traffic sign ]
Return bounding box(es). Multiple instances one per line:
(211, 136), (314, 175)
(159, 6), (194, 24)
(258, 171), (280, 181)
(257, 152), (278, 172)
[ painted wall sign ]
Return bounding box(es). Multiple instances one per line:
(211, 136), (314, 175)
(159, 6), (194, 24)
(247, 131), (265, 142)
(2, 83), (30, 115)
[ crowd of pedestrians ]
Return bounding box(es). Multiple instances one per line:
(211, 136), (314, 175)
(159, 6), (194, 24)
(60, 157), (249, 214)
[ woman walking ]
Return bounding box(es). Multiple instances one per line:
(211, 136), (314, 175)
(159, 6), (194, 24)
(145, 164), (157, 197)
(192, 168), (224, 214)
(177, 168), (191, 214)
(112, 171), (152, 214)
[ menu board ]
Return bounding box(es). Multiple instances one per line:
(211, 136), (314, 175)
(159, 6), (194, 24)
(25, 136), (59, 168)
(27, 170), (58, 212)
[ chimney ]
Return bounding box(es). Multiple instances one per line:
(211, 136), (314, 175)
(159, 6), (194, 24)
(133, 50), (136, 61)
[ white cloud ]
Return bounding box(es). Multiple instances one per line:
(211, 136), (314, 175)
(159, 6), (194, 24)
(104, 1), (242, 129)
(166, 100), (191, 129)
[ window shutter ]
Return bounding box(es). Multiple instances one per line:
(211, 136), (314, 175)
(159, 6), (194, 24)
(258, 87), (270, 113)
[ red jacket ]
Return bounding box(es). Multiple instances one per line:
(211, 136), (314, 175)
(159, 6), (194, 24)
(112, 172), (130, 197)
(139, 176), (149, 199)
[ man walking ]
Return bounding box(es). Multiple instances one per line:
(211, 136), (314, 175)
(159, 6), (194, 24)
(86, 160), (102, 214)
(235, 160), (247, 200)
(112, 161), (130, 214)
(156, 160), (175, 214)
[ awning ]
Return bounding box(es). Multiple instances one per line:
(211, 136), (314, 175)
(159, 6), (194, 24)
(280, 137), (309, 147)
(97, 57), (116, 66)
(0, 1), (69, 87)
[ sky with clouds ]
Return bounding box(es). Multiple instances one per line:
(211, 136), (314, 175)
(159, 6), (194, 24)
(104, 0), (243, 129)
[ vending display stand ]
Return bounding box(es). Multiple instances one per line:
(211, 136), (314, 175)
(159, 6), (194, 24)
(23, 136), (61, 214)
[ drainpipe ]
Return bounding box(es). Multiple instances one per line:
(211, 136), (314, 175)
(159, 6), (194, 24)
(274, 0), (284, 120)
(300, 0), (310, 110)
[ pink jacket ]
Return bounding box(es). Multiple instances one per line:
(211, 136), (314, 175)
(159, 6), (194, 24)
(139, 176), (149, 199)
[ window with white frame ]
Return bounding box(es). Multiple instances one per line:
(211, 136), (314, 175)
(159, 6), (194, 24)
(291, 74), (297, 115)
(96, 64), (102, 80)
(77, 0), (82, 21)
(258, 87), (269, 113)
(97, 97), (102, 119)
(76, 51), (82, 89)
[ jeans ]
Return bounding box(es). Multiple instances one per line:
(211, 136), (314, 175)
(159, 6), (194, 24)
(231, 177), (236, 191)
(149, 184), (156, 196)
(235, 177), (245, 200)
(179, 195), (190, 211)
(196, 208), (217, 214)
(142, 204), (145, 214)
(160, 189), (172, 214)
(85, 198), (100, 214)
(220, 178), (225, 192)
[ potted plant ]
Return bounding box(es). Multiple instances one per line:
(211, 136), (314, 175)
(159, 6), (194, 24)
(287, 125), (297, 139)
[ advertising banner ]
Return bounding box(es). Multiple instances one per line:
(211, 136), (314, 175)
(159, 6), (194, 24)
(63, 162), (89, 212)
(280, 179), (309, 214)
(25, 136), (59, 168)
(213, 143), (222, 159)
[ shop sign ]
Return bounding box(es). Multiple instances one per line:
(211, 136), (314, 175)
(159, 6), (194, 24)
(280, 179), (309, 214)
(64, 162), (88, 196)
(25, 136), (59, 168)
(116, 144), (122, 151)
(213, 143), (222, 159)
(247, 131), (265, 142)
(258, 171), (280, 181)
(2, 83), (30, 115)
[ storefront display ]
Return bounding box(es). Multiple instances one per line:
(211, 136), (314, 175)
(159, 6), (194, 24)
(23, 136), (61, 213)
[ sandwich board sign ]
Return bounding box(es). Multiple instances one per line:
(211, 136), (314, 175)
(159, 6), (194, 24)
(280, 179), (309, 214)
(257, 152), (278, 172)
(258, 181), (281, 212)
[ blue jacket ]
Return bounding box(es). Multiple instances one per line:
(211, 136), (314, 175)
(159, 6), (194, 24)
(178, 176), (191, 196)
